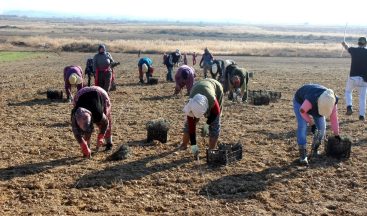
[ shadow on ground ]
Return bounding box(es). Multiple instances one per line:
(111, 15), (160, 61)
(200, 157), (343, 200)
(0, 157), (82, 181)
(8, 98), (64, 106)
(140, 95), (173, 101)
(75, 149), (190, 188)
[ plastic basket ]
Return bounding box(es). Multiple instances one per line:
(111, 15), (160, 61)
(148, 78), (158, 85)
(268, 91), (282, 102)
(146, 119), (170, 143)
(325, 136), (352, 159)
(206, 143), (243, 166)
(147, 129), (168, 143)
(47, 90), (63, 100)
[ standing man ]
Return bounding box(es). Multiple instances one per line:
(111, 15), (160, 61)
(164, 50), (181, 82)
(84, 58), (94, 87)
(342, 37), (367, 120)
(93, 44), (116, 92)
(183, 53), (188, 65)
(199, 48), (214, 78)
(192, 52), (198, 65)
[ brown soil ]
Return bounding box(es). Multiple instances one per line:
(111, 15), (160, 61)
(0, 53), (366, 215)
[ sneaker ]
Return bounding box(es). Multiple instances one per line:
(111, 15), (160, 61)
(177, 143), (188, 151)
(311, 145), (320, 158)
(346, 106), (353, 115)
(359, 115), (365, 121)
(299, 148), (308, 165)
(311, 133), (321, 158)
(105, 143), (113, 151)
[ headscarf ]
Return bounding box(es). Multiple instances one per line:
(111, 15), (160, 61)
(183, 94), (209, 118)
(98, 44), (106, 54)
(318, 89), (336, 117)
(75, 107), (93, 133)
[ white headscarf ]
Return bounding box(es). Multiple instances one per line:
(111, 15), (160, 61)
(183, 94), (209, 118)
(318, 89), (336, 117)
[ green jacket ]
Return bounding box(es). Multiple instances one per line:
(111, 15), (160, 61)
(189, 78), (223, 114)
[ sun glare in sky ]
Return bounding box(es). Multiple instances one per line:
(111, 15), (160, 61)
(0, 0), (365, 25)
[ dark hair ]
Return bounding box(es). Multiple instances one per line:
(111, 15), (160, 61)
(181, 70), (188, 80)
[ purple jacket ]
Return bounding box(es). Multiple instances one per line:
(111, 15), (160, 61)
(64, 66), (84, 97)
(175, 65), (195, 93)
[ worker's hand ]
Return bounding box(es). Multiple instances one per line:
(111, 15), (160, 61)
(201, 124), (209, 137)
(191, 145), (199, 159)
(341, 41), (346, 46)
(97, 134), (104, 148)
(79, 141), (91, 158)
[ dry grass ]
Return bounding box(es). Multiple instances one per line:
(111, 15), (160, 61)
(2, 36), (344, 57)
(0, 17), (364, 57)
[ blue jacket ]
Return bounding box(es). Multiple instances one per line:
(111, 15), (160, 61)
(294, 84), (338, 117)
(138, 57), (153, 67)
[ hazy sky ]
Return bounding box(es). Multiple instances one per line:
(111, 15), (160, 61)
(0, 0), (365, 25)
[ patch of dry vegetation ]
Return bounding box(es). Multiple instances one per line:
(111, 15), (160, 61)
(0, 17), (364, 57)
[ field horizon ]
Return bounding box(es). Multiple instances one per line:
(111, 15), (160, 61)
(1, 16), (366, 57)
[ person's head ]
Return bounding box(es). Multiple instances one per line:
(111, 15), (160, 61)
(204, 48), (209, 54)
(181, 69), (189, 80)
(183, 94), (209, 118)
(69, 73), (82, 85)
(74, 107), (93, 133)
(358, 37), (366, 47)
(148, 67), (154, 74)
(317, 89), (336, 117)
(142, 63), (149, 73)
(231, 75), (241, 88)
(98, 44), (106, 54)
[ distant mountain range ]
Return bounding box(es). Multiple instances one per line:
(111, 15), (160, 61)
(2, 10), (130, 20)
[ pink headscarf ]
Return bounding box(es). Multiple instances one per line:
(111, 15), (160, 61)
(75, 107), (92, 132)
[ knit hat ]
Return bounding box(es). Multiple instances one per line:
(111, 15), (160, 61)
(183, 94), (209, 118)
(98, 44), (106, 53)
(358, 37), (366, 46)
(142, 63), (149, 73)
(317, 89), (336, 117)
(75, 107), (92, 132)
(69, 73), (82, 85)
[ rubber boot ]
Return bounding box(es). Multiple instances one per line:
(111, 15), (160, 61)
(146, 72), (151, 84)
(105, 137), (113, 151)
(311, 133), (321, 158)
(346, 106), (353, 115)
(299, 147), (308, 165)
